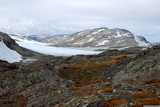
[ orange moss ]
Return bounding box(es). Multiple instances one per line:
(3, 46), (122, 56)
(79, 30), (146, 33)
(134, 87), (143, 91)
(88, 91), (92, 95)
(133, 98), (160, 107)
(101, 87), (115, 93)
(103, 98), (127, 107)
(154, 83), (160, 87)
(16, 94), (23, 99)
(145, 79), (160, 84)
(59, 60), (118, 81)
(2, 92), (10, 97)
(72, 87), (80, 91)
(35, 78), (42, 83)
(93, 79), (106, 84)
(20, 87), (27, 91)
(74, 82), (84, 87)
(96, 92), (102, 98)
(133, 92), (149, 98)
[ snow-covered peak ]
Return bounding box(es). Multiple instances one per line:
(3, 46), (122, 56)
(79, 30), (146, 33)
(0, 41), (22, 63)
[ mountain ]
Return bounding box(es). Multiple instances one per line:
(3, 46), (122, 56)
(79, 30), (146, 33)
(47, 28), (152, 48)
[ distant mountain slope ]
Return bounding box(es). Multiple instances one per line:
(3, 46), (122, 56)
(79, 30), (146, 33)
(48, 28), (152, 48)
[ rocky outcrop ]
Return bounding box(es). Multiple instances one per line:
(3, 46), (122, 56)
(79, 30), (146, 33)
(113, 45), (160, 82)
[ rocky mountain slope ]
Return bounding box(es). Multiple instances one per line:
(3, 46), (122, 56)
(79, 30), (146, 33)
(47, 28), (151, 48)
(0, 41), (160, 107)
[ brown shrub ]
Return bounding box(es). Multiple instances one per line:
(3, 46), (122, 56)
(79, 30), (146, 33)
(133, 92), (149, 98)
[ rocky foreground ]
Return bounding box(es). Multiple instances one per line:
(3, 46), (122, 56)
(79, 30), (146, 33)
(0, 44), (160, 107)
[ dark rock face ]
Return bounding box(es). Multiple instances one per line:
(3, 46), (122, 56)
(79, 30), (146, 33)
(46, 28), (151, 48)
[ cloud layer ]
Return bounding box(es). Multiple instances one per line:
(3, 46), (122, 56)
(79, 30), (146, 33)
(0, 0), (160, 42)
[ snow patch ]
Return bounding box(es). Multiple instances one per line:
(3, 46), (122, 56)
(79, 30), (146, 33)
(115, 32), (122, 38)
(115, 32), (132, 38)
(123, 33), (133, 37)
(117, 40), (123, 43)
(73, 41), (85, 45)
(92, 29), (105, 35)
(78, 32), (84, 36)
(96, 40), (109, 46)
(88, 38), (93, 42)
(0, 41), (22, 63)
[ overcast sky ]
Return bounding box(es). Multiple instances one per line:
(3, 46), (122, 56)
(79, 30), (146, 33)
(0, 0), (160, 42)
